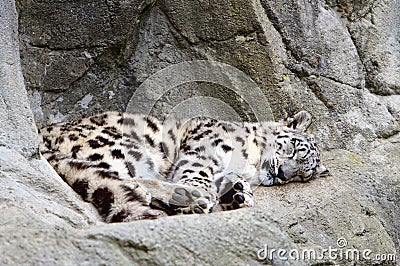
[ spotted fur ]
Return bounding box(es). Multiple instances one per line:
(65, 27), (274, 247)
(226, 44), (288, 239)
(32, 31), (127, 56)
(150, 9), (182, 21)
(39, 111), (328, 222)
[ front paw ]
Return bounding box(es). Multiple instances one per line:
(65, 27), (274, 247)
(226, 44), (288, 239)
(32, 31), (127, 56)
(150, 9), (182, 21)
(217, 173), (254, 210)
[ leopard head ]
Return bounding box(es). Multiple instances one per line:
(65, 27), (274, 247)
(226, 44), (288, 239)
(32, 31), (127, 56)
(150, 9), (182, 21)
(261, 111), (329, 186)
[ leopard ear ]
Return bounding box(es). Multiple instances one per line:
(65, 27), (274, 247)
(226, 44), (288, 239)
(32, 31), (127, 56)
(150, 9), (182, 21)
(285, 111), (312, 131)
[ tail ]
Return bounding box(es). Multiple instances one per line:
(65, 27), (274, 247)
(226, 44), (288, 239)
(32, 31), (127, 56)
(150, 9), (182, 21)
(43, 150), (165, 222)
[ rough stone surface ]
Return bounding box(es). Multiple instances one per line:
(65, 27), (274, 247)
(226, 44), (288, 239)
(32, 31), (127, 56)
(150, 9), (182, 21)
(0, 0), (398, 265)
(0, 0), (39, 158)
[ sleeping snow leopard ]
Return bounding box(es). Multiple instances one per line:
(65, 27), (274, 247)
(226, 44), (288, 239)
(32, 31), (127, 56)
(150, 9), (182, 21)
(39, 110), (329, 222)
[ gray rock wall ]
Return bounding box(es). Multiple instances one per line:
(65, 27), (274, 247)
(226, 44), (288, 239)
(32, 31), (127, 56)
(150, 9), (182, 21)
(0, 0), (398, 265)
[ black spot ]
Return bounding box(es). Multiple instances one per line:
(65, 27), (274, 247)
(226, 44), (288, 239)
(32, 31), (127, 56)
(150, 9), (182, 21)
(55, 136), (65, 144)
(199, 171), (208, 177)
(125, 161), (136, 177)
(71, 144), (82, 154)
(105, 126), (118, 131)
(95, 170), (120, 179)
(111, 149), (125, 159)
(88, 139), (102, 149)
(212, 139), (223, 147)
(146, 117), (159, 133)
(290, 119), (298, 129)
(46, 154), (57, 162)
(72, 180), (89, 200)
(90, 115), (106, 126)
(204, 121), (215, 127)
(144, 135), (155, 147)
(88, 153), (104, 161)
(212, 133), (220, 138)
(182, 144), (192, 152)
(110, 211), (129, 223)
(183, 169), (195, 174)
(241, 149), (248, 159)
(192, 162), (203, 167)
(208, 166), (214, 175)
(146, 158), (155, 171)
(277, 135), (290, 139)
(117, 118), (124, 124)
(176, 160), (188, 168)
(198, 155), (207, 160)
(82, 124), (96, 130)
(128, 150), (143, 161)
(69, 161), (90, 170)
(261, 160), (270, 170)
(226, 125), (237, 132)
(69, 134), (79, 141)
(101, 128), (122, 139)
(301, 148), (311, 159)
(193, 130), (212, 141)
(46, 126), (53, 133)
(128, 131), (140, 142)
(122, 185), (144, 202)
(98, 162), (111, 169)
(235, 136), (245, 146)
(195, 146), (206, 153)
(96, 135), (115, 146)
(92, 187), (114, 217)
(71, 144), (82, 159)
(221, 144), (233, 153)
(168, 129), (176, 142)
(159, 142), (169, 158)
(212, 159), (219, 166)
(189, 123), (203, 135)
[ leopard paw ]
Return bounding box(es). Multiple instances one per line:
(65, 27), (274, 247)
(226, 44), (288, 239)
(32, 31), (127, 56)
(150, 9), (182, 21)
(217, 173), (254, 210)
(168, 186), (215, 214)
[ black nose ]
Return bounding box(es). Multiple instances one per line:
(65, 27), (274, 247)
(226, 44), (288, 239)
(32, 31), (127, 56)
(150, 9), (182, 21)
(277, 165), (286, 180)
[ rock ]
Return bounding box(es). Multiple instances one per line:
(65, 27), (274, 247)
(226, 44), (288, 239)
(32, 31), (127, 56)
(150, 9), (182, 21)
(255, 148), (399, 264)
(0, 146), (98, 229)
(0, 1), (39, 158)
(328, 0), (400, 95)
(1, 0), (399, 265)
